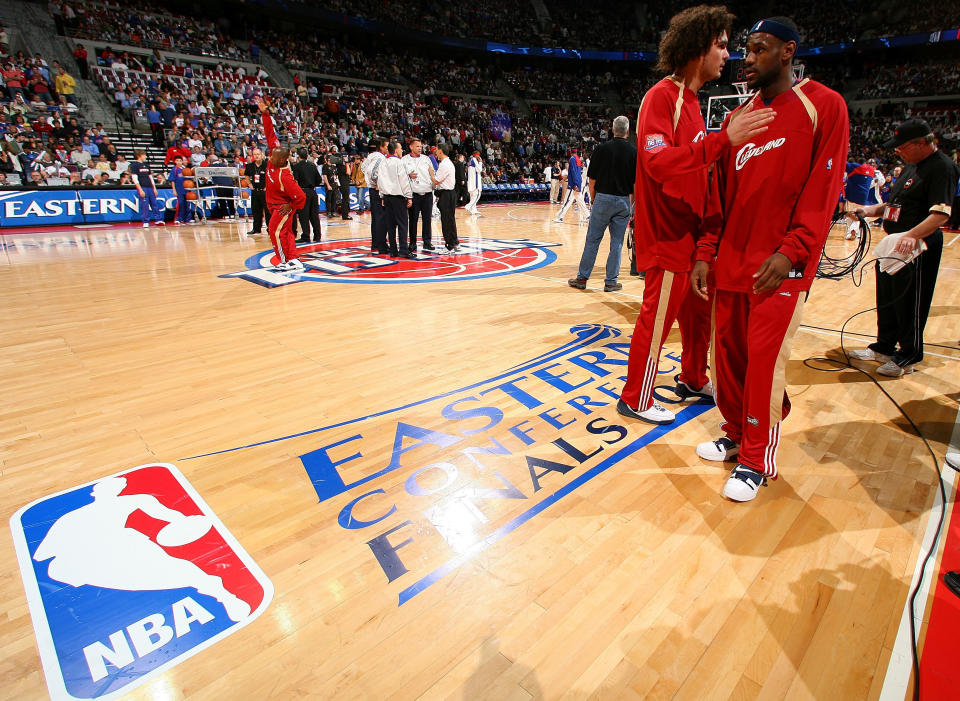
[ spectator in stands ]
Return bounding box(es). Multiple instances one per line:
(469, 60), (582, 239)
(63, 117), (81, 140)
(0, 147), (20, 175)
(100, 138), (118, 161)
(28, 69), (54, 104)
(70, 143), (90, 167)
(4, 96), (29, 120)
(55, 66), (77, 104)
(189, 145), (205, 167)
(80, 135), (98, 157)
(28, 170), (46, 187)
(3, 61), (27, 101)
(31, 150), (58, 176)
(164, 139), (189, 165)
(147, 104), (163, 146)
(72, 43), (88, 79)
(57, 95), (79, 113)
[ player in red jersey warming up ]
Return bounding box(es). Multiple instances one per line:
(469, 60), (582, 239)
(691, 17), (849, 502)
(618, 5), (775, 426)
(256, 97), (306, 272)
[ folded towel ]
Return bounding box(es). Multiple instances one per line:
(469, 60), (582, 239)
(873, 233), (927, 275)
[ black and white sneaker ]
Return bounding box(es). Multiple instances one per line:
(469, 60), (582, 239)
(696, 436), (740, 461)
(674, 375), (715, 401)
(722, 464), (767, 502)
(616, 398), (675, 425)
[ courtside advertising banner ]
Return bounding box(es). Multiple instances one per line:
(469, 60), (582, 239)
(0, 187), (373, 227)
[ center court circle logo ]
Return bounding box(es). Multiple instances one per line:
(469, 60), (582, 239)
(220, 236), (561, 287)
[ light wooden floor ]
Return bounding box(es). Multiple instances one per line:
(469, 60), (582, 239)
(2, 204), (959, 700)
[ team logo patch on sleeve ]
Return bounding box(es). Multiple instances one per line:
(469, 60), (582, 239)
(10, 463), (273, 700)
(644, 134), (667, 152)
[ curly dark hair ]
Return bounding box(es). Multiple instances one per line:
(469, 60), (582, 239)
(657, 5), (735, 75)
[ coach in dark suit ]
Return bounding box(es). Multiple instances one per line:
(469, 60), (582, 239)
(292, 148), (322, 243)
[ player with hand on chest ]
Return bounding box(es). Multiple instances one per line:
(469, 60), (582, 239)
(691, 17), (849, 502)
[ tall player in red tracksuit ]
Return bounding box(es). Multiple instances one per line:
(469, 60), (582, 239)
(618, 5), (776, 426)
(256, 97), (306, 272)
(691, 17), (848, 502)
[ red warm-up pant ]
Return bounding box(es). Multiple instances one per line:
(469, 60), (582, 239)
(268, 208), (299, 264)
(712, 289), (806, 479)
(621, 267), (711, 411)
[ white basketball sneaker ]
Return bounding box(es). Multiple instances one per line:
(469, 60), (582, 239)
(722, 464), (767, 502)
(616, 399), (675, 425)
(848, 348), (892, 363)
(876, 360), (915, 377)
(696, 436), (740, 461)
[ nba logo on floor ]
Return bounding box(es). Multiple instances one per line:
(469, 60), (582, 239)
(10, 463), (273, 700)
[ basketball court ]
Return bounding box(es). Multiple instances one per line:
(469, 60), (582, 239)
(2, 203), (959, 700)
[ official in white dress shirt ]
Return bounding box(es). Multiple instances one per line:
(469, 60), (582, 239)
(431, 143), (460, 253)
(402, 138), (436, 252)
(361, 138), (389, 254)
(378, 141), (416, 259)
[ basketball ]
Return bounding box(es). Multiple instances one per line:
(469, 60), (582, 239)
(156, 515), (213, 546)
(185, 191), (198, 200)
(182, 167), (194, 177)
(183, 179), (195, 189)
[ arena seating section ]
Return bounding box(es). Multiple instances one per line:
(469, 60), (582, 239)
(2, 0), (956, 193)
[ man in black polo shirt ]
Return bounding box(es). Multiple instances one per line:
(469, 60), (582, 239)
(847, 118), (960, 377)
(321, 154), (340, 220)
(292, 147), (322, 243)
(568, 116), (637, 292)
(244, 147), (269, 236)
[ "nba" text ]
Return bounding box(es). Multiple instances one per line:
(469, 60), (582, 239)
(82, 596), (214, 682)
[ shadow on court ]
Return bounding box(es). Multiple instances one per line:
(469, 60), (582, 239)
(460, 637), (542, 701)
(607, 560), (904, 699)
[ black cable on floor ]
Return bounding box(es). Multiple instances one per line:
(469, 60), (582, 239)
(817, 212), (870, 280)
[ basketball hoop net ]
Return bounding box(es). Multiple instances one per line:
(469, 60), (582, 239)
(732, 82), (749, 95)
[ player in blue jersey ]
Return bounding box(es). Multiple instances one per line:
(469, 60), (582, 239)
(843, 158), (880, 239)
(128, 149), (163, 228)
(554, 148), (590, 223)
(167, 155), (191, 226)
